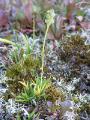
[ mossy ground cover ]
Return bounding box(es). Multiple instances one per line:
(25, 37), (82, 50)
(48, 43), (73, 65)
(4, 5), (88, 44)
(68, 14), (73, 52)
(0, 0), (90, 120)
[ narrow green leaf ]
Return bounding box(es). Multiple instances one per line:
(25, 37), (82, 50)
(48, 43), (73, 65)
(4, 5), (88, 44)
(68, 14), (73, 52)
(0, 38), (16, 46)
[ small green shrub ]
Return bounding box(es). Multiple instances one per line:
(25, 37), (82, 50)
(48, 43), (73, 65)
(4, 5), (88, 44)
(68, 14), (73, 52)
(6, 55), (41, 94)
(16, 77), (51, 103)
(9, 34), (32, 64)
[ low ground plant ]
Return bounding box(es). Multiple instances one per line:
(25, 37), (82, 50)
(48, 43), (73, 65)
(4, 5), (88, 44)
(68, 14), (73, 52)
(16, 77), (51, 103)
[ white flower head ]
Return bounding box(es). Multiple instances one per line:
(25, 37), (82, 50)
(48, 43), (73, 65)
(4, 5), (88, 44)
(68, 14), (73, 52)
(45, 9), (55, 26)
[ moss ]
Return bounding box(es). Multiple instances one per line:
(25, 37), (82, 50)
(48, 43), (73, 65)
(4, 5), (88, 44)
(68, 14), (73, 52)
(6, 55), (41, 95)
(60, 35), (90, 65)
(45, 84), (65, 102)
(80, 103), (90, 114)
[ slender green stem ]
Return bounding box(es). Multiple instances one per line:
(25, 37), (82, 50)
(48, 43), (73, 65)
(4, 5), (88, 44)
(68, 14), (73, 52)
(41, 25), (49, 81)
(32, 15), (36, 51)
